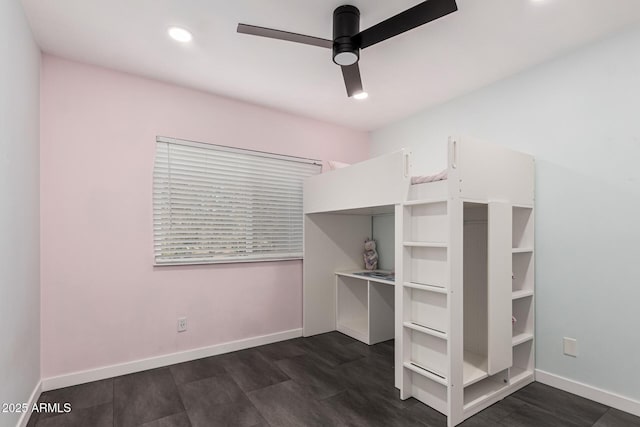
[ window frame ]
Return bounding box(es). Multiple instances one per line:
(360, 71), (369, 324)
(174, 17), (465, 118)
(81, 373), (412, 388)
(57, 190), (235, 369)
(153, 136), (321, 266)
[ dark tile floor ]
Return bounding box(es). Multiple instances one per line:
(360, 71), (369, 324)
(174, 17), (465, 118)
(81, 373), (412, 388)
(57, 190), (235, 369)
(26, 332), (640, 427)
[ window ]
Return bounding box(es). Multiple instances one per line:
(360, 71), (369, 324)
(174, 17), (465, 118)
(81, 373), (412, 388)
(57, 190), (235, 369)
(153, 136), (321, 265)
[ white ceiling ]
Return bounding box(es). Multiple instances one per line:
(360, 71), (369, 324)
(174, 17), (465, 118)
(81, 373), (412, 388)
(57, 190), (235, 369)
(21, 0), (640, 131)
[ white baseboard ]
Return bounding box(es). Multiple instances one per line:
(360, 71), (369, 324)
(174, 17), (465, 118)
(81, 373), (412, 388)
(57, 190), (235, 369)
(16, 380), (42, 427)
(535, 369), (640, 417)
(42, 328), (302, 392)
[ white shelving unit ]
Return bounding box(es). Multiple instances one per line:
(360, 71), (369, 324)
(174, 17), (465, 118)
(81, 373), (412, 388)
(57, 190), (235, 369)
(510, 205), (535, 389)
(335, 271), (395, 345)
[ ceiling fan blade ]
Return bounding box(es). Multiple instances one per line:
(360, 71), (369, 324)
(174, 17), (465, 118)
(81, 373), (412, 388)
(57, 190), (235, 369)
(237, 24), (333, 49)
(353, 0), (457, 49)
(341, 63), (363, 97)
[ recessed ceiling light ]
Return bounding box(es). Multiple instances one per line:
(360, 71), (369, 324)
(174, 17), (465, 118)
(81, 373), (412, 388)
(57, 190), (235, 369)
(353, 91), (368, 100)
(168, 27), (192, 43)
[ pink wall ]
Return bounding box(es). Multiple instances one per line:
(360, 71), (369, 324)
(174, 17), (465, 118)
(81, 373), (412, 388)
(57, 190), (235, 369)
(40, 55), (369, 378)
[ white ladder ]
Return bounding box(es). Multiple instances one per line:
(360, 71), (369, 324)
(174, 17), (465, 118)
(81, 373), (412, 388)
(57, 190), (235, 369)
(395, 197), (463, 422)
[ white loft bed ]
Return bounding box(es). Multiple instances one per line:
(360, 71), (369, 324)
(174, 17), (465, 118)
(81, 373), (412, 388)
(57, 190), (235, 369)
(304, 148), (411, 215)
(303, 137), (535, 427)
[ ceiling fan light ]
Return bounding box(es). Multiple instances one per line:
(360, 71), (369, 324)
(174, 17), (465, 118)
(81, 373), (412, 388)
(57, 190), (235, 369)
(353, 91), (368, 100)
(334, 51), (358, 66)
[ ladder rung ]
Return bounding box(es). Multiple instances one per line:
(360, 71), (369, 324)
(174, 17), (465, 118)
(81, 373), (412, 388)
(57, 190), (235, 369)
(403, 282), (448, 294)
(403, 241), (447, 248)
(404, 198), (448, 206)
(403, 362), (448, 386)
(403, 322), (448, 340)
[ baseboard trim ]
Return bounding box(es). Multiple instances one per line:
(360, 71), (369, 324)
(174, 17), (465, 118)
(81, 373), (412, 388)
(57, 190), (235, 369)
(535, 369), (640, 417)
(16, 380), (42, 427)
(42, 328), (302, 392)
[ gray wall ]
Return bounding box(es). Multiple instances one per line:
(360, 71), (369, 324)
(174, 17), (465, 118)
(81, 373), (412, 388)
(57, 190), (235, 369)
(371, 25), (640, 401)
(372, 214), (395, 272)
(0, 1), (41, 426)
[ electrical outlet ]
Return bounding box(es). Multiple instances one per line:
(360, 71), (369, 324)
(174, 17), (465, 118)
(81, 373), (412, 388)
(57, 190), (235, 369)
(177, 317), (187, 332)
(563, 337), (577, 357)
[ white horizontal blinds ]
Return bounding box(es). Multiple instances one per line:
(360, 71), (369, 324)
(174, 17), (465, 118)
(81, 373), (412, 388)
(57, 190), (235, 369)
(153, 137), (321, 265)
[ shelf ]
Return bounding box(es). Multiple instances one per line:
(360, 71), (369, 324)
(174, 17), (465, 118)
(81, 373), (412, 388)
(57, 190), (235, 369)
(512, 332), (534, 347)
(403, 322), (448, 340)
(403, 362), (448, 386)
(512, 247), (534, 253)
(403, 241), (448, 248)
(463, 377), (508, 410)
(512, 289), (534, 300)
(463, 351), (488, 387)
(510, 367), (534, 384)
(335, 270), (395, 286)
(404, 282), (448, 294)
(404, 198), (448, 206)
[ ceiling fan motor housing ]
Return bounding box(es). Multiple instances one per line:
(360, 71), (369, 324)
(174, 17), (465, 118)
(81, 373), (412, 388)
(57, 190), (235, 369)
(332, 5), (360, 66)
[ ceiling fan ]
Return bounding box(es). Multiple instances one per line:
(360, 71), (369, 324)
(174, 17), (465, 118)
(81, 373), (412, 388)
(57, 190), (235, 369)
(237, 0), (458, 98)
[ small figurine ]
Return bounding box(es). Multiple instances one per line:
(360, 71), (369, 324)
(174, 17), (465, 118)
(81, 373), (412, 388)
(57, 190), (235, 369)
(363, 238), (378, 270)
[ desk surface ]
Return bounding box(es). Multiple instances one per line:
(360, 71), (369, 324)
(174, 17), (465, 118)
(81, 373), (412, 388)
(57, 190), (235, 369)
(335, 270), (395, 286)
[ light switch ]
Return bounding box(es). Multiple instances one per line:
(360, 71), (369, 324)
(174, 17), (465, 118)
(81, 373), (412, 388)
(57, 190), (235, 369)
(563, 337), (577, 357)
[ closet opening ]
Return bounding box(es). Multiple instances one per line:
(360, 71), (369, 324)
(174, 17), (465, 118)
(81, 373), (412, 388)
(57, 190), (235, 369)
(462, 202), (489, 387)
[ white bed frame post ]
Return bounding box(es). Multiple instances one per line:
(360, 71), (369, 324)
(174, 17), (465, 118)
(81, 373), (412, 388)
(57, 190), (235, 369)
(394, 203), (405, 390)
(447, 143), (465, 425)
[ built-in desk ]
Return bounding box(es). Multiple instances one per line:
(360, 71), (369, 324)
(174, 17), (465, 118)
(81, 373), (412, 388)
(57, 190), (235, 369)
(335, 270), (395, 345)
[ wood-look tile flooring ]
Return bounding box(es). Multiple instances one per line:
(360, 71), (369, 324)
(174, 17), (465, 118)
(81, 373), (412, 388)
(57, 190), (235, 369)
(27, 332), (640, 426)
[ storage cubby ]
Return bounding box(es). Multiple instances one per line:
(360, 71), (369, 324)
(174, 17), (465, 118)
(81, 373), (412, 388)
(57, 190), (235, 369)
(406, 246), (448, 287)
(510, 340), (534, 384)
(512, 206), (533, 249)
(512, 297), (534, 345)
(335, 273), (394, 345)
(369, 281), (395, 344)
(463, 370), (509, 410)
(512, 251), (534, 293)
(336, 275), (368, 342)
